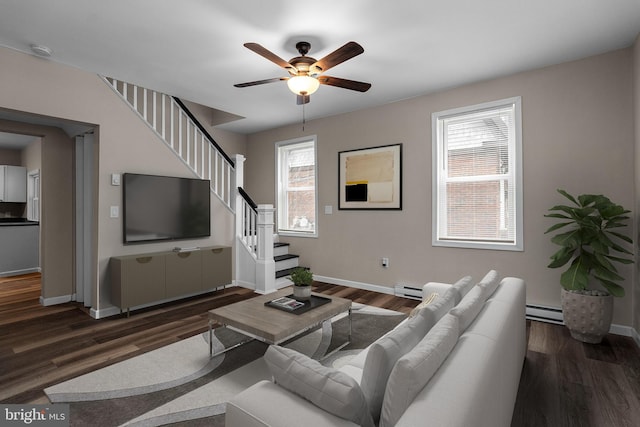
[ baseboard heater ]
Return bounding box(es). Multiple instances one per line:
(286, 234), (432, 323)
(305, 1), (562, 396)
(394, 284), (423, 300)
(526, 304), (564, 325)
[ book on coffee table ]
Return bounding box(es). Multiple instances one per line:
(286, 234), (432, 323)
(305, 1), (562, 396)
(268, 296), (305, 311)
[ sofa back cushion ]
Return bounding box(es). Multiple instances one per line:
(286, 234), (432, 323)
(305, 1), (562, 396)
(380, 314), (460, 427)
(360, 308), (435, 423)
(449, 270), (502, 332)
(264, 345), (375, 427)
(449, 285), (486, 332)
(419, 287), (457, 325)
(451, 275), (475, 303)
(477, 270), (500, 298)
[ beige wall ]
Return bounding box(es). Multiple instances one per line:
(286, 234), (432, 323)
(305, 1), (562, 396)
(0, 46), (243, 314)
(21, 137), (42, 175)
(0, 148), (22, 165)
(246, 48), (636, 327)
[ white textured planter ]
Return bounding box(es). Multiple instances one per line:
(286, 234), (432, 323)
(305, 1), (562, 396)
(293, 285), (311, 301)
(560, 289), (613, 344)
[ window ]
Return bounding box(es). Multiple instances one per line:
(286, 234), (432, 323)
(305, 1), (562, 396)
(432, 97), (523, 251)
(27, 169), (40, 222)
(276, 136), (317, 237)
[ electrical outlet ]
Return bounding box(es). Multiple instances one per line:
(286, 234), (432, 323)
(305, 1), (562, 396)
(381, 257), (389, 268)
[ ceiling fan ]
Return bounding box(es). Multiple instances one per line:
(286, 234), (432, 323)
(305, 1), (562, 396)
(234, 41), (371, 104)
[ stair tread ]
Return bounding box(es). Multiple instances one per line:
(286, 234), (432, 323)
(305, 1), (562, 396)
(274, 254), (299, 262)
(276, 266), (309, 278)
(274, 242), (290, 248)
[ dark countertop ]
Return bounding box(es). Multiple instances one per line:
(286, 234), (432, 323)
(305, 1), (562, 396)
(0, 218), (39, 226)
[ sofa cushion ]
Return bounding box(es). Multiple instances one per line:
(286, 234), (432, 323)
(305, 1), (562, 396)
(380, 314), (459, 427)
(408, 291), (439, 318)
(477, 270), (500, 297)
(451, 275), (474, 302)
(419, 287), (457, 325)
(264, 345), (374, 427)
(449, 285), (486, 331)
(360, 308), (435, 423)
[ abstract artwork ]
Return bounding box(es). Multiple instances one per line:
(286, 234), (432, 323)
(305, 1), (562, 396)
(338, 143), (402, 210)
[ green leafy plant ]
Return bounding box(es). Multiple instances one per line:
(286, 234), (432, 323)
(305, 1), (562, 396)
(289, 267), (313, 287)
(545, 189), (633, 297)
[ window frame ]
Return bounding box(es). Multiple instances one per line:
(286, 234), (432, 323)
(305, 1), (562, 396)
(431, 97), (523, 251)
(275, 135), (318, 238)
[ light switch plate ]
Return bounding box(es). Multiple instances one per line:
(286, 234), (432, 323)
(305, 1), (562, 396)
(324, 205), (333, 215)
(111, 173), (121, 186)
(110, 206), (119, 218)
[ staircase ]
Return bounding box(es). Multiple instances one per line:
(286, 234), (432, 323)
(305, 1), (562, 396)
(103, 76), (288, 294)
(274, 242), (301, 286)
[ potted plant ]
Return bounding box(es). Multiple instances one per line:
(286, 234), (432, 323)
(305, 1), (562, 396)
(545, 189), (633, 343)
(289, 267), (313, 301)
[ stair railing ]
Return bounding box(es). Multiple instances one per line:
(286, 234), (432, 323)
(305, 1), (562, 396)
(103, 77), (234, 211)
(238, 187), (258, 257)
(104, 78), (276, 292)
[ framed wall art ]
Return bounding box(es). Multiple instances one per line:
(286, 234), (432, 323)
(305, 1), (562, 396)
(338, 143), (402, 210)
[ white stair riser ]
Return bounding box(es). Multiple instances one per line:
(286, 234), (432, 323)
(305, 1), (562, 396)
(274, 245), (290, 257)
(275, 257), (299, 271)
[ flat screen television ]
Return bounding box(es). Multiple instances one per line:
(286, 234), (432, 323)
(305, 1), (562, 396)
(123, 173), (211, 244)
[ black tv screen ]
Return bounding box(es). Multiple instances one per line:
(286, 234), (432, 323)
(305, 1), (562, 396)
(123, 173), (211, 244)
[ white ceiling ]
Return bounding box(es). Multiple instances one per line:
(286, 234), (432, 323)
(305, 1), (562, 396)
(0, 131), (37, 149)
(1, 0), (639, 134)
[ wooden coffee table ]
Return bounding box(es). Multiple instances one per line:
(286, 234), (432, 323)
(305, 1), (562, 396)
(208, 287), (352, 357)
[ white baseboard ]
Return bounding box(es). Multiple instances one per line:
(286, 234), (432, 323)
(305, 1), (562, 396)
(632, 328), (640, 348)
(313, 275), (395, 296)
(90, 305), (121, 319)
(40, 294), (72, 306)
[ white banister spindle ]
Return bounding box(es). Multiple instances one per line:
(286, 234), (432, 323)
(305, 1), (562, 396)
(122, 81), (128, 100)
(133, 85), (138, 111)
(161, 94), (166, 139)
(170, 101), (175, 148)
(143, 88), (148, 121)
(152, 91), (157, 129)
(200, 132), (205, 177)
(214, 152), (220, 194)
(178, 110), (183, 157)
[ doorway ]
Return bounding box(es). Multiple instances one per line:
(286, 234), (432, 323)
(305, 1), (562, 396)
(0, 116), (97, 311)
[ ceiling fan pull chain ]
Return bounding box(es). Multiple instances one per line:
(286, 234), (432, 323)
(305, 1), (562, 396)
(302, 96), (306, 131)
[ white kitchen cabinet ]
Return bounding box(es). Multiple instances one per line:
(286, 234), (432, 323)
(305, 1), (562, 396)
(0, 165), (27, 203)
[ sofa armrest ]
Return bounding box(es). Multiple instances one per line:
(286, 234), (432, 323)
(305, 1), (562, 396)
(227, 380), (360, 427)
(422, 282), (452, 300)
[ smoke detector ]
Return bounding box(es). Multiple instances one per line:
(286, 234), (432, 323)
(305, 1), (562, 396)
(30, 44), (52, 57)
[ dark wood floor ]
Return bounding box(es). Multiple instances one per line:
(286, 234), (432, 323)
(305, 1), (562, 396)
(1, 274), (639, 427)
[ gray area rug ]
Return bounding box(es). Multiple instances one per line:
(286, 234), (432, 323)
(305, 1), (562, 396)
(45, 303), (405, 427)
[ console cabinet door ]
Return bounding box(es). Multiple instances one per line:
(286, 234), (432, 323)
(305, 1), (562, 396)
(165, 251), (202, 298)
(112, 255), (166, 309)
(202, 246), (232, 289)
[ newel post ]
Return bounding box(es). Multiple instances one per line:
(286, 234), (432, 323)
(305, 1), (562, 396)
(255, 204), (276, 294)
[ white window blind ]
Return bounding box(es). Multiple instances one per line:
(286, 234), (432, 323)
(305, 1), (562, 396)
(432, 97), (523, 251)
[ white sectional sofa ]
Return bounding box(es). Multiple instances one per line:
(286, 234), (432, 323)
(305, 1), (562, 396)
(226, 272), (526, 427)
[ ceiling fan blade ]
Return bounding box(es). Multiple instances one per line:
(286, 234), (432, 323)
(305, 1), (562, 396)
(244, 43), (296, 73)
(297, 94), (310, 105)
(311, 41), (364, 74)
(234, 77), (288, 88)
(318, 76), (371, 92)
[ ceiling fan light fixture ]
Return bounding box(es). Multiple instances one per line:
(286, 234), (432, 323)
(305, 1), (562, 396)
(287, 75), (319, 96)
